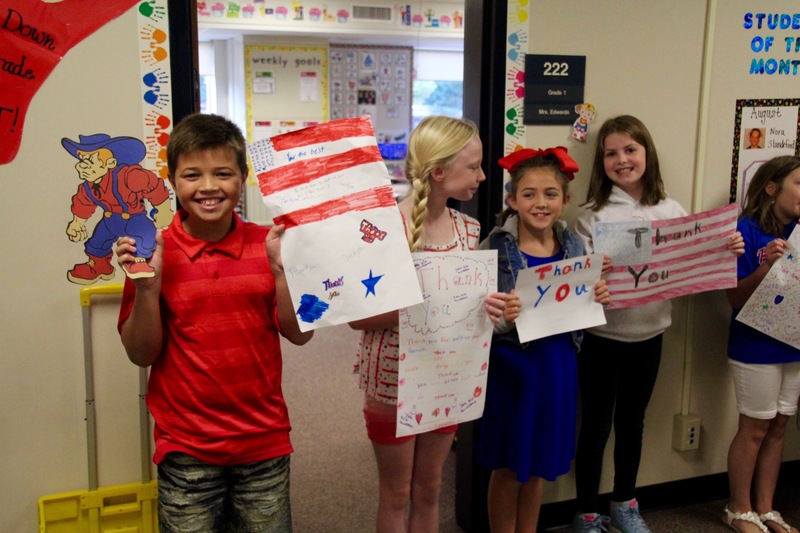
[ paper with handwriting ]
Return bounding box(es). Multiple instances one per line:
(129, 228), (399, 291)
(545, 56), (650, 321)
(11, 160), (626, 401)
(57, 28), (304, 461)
(397, 250), (497, 437)
(249, 117), (422, 331)
(593, 204), (738, 309)
(515, 253), (605, 343)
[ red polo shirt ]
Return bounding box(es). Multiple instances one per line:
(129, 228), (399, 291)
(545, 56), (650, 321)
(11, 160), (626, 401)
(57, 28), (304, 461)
(119, 211), (292, 465)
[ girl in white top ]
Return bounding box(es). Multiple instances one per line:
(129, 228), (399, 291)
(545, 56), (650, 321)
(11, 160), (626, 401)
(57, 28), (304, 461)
(571, 115), (695, 533)
(350, 115), (507, 532)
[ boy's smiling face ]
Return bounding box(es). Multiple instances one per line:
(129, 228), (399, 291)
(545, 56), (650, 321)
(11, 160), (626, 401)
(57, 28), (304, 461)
(170, 146), (245, 242)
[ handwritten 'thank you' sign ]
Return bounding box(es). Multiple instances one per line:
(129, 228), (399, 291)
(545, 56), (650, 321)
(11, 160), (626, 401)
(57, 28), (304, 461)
(397, 250), (497, 438)
(593, 203), (738, 309)
(736, 223), (800, 349)
(515, 254), (605, 343)
(249, 117), (422, 331)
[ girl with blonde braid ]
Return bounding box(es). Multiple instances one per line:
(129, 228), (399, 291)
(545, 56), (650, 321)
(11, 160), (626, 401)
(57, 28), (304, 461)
(350, 115), (507, 532)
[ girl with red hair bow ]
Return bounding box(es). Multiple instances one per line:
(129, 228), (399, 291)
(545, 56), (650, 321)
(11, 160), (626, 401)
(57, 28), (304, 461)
(476, 146), (609, 533)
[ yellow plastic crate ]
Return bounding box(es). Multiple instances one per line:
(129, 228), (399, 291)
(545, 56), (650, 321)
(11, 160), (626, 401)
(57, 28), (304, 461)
(38, 480), (158, 533)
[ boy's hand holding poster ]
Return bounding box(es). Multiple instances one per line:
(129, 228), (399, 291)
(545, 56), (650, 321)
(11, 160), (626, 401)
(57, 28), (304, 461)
(593, 204), (738, 309)
(736, 223), (800, 350)
(249, 117), (422, 331)
(515, 253), (605, 343)
(397, 250), (497, 438)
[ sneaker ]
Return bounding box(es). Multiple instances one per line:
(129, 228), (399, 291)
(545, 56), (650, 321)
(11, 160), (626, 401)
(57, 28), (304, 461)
(609, 499), (651, 533)
(574, 512), (610, 532)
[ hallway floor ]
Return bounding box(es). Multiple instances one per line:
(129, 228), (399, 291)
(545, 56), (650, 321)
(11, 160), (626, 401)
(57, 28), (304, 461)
(282, 324), (800, 533)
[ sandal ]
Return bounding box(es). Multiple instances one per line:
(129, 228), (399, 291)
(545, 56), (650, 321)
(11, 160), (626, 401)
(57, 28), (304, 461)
(759, 511), (798, 533)
(724, 506), (769, 532)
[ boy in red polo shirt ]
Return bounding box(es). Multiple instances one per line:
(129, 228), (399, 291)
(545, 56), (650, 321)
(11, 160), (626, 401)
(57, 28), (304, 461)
(116, 113), (312, 532)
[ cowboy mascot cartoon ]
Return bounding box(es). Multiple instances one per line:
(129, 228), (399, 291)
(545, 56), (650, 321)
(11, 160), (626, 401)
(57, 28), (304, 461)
(63, 133), (173, 284)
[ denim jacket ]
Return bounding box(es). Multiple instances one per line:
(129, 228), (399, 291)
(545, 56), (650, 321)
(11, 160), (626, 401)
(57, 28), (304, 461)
(479, 214), (586, 351)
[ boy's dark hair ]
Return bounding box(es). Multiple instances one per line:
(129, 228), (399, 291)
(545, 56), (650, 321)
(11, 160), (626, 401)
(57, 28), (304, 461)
(585, 115), (665, 210)
(167, 113), (248, 177)
(741, 155), (800, 236)
(497, 154), (570, 226)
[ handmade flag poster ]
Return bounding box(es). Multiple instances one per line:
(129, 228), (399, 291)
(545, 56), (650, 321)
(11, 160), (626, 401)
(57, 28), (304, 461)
(397, 250), (497, 438)
(593, 203), (738, 309)
(249, 116), (422, 331)
(515, 253), (605, 343)
(736, 223), (800, 350)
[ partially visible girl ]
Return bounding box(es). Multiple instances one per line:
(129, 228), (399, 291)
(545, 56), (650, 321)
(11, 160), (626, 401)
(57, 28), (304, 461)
(723, 155), (800, 533)
(350, 115), (507, 533)
(477, 147), (610, 533)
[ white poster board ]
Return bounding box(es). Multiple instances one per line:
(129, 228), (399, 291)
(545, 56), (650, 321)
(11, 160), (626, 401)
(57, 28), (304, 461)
(515, 254), (605, 343)
(736, 223), (800, 349)
(397, 250), (497, 437)
(249, 116), (422, 331)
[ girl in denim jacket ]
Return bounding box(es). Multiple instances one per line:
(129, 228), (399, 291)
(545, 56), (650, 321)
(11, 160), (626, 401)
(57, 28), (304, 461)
(477, 147), (610, 533)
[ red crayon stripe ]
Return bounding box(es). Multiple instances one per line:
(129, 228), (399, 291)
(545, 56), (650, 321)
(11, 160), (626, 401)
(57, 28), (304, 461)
(651, 219), (736, 245)
(257, 145), (383, 195)
(606, 266), (737, 292)
(651, 209), (736, 229)
(607, 248), (731, 277)
(274, 185), (397, 228)
(652, 234), (732, 256)
(606, 253), (734, 285)
(270, 116), (375, 151)
(608, 277), (734, 309)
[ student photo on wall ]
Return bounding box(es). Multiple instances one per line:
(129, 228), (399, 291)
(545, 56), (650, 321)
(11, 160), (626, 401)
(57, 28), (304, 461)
(745, 127), (764, 149)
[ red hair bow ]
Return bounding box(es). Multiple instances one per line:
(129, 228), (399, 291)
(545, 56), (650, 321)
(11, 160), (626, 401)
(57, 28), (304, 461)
(497, 146), (579, 181)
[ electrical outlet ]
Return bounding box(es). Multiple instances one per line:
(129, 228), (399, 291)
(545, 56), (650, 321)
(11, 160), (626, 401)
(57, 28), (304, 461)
(672, 413), (701, 451)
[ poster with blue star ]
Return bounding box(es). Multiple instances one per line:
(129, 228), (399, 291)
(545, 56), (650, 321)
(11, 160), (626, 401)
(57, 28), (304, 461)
(737, 223), (800, 350)
(397, 250), (497, 437)
(249, 116), (422, 331)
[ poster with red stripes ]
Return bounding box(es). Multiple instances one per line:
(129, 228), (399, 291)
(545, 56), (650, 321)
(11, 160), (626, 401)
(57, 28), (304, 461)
(249, 117), (422, 331)
(593, 204), (738, 309)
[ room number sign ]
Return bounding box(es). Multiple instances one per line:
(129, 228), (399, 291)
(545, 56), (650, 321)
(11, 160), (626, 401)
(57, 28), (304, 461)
(523, 54), (586, 125)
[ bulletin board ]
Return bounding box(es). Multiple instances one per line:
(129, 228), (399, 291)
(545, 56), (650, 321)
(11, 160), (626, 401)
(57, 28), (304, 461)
(729, 98), (800, 205)
(244, 44), (328, 142)
(329, 44), (412, 181)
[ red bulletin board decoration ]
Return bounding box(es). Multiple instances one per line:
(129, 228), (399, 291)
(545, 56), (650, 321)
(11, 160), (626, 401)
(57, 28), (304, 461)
(0, 0), (139, 165)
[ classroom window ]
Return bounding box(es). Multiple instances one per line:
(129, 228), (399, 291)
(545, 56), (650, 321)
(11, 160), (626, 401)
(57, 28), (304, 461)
(412, 50), (464, 129)
(198, 41), (217, 114)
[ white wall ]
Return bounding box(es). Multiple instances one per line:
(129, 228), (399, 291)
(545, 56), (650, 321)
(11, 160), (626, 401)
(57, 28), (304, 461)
(1, 8), (153, 532)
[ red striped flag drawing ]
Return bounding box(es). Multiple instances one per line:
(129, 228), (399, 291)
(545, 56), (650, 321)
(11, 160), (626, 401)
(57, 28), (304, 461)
(247, 117), (423, 331)
(249, 116), (390, 218)
(594, 204), (738, 310)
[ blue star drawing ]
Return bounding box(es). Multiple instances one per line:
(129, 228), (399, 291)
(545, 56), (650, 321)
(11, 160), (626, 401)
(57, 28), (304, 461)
(362, 269), (384, 297)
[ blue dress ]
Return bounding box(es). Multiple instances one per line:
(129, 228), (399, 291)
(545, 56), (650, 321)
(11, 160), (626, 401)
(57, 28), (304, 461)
(477, 251), (578, 482)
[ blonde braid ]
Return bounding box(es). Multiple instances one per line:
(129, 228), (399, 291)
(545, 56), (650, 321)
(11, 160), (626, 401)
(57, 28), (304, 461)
(408, 176), (430, 252)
